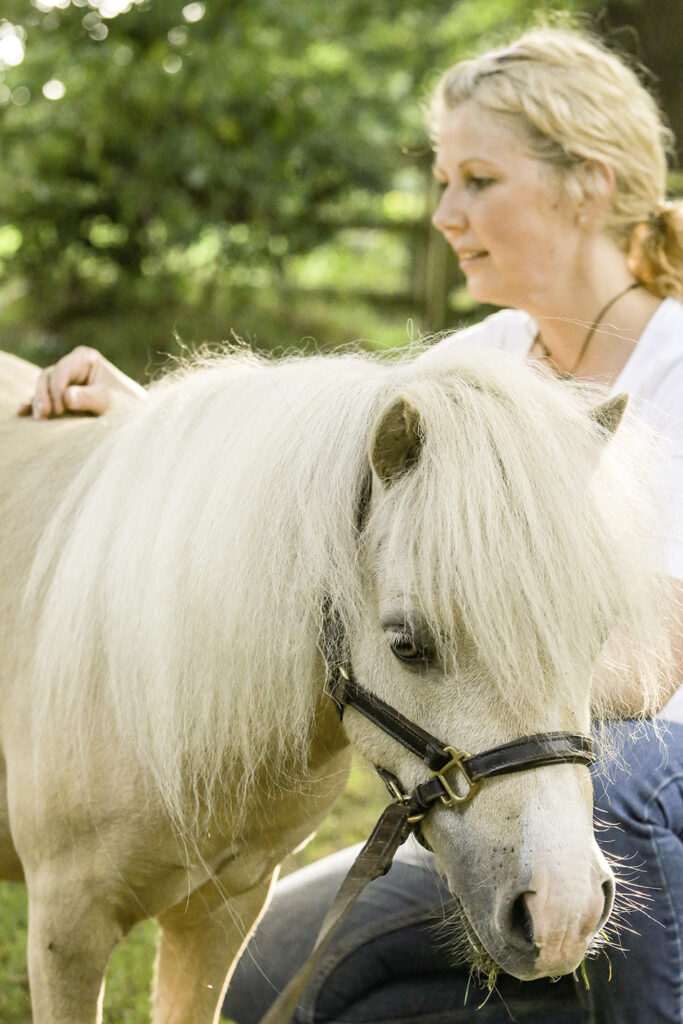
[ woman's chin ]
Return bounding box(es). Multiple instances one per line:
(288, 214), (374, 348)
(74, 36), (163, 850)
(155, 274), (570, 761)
(460, 272), (505, 308)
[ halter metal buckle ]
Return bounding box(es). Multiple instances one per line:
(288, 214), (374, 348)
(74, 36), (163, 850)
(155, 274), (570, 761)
(377, 770), (426, 825)
(433, 746), (481, 807)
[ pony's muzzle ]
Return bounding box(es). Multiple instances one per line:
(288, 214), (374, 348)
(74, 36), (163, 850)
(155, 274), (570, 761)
(503, 869), (615, 976)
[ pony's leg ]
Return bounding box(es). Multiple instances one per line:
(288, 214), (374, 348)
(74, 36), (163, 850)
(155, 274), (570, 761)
(154, 871), (275, 1024)
(25, 867), (122, 1024)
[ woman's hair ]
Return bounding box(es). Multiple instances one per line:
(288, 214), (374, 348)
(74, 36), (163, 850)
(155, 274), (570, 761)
(430, 27), (683, 299)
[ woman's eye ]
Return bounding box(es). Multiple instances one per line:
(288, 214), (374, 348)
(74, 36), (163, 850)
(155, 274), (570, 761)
(466, 175), (494, 192)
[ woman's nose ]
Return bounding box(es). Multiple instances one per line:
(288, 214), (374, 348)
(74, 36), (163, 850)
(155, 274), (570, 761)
(432, 189), (467, 236)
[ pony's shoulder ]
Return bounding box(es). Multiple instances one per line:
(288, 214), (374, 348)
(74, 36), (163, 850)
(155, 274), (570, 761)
(0, 350), (40, 416)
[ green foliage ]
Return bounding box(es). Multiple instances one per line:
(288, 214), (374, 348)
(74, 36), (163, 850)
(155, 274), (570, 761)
(0, 0), (596, 368)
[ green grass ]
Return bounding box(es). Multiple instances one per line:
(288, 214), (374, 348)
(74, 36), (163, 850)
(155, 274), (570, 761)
(0, 883), (31, 1024)
(0, 758), (388, 1022)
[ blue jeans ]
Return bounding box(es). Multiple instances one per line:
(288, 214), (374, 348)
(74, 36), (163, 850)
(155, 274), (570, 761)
(223, 721), (683, 1023)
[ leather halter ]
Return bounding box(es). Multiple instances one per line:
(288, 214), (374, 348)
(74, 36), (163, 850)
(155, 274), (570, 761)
(323, 607), (595, 823)
(328, 661), (595, 822)
(324, 477), (596, 817)
(259, 610), (596, 1024)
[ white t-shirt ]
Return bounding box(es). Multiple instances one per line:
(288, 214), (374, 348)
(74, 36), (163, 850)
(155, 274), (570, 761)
(425, 299), (683, 722)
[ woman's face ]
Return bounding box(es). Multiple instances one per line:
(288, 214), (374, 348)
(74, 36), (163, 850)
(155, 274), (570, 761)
(432, 102), (581, 311)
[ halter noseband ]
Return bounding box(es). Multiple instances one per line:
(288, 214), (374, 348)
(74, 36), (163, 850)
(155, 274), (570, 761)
(324, 616), (595, 825)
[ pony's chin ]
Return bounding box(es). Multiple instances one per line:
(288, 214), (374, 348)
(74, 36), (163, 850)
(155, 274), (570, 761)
(441, 893), (502, 981)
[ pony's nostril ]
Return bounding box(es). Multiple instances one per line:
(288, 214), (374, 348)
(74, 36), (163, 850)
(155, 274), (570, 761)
(600, 877), (615, 926)
(509, 892), (536, 953)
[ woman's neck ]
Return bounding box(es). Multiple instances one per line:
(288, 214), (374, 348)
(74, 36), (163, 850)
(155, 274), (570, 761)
(526, 243), (662, 382)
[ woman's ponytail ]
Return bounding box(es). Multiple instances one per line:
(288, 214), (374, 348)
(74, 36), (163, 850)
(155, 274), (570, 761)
(628, 200), (683, 299)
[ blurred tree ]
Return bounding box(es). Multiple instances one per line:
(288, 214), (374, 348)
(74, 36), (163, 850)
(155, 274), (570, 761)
(600, 0), (683, 162)
(0, 1), (450, 338)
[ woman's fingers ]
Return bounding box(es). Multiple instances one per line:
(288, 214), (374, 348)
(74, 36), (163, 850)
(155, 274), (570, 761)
(22, 349), (94, 419)
(30, 365), (57, 419)
(19, 346), (142, 419)
(62, 383), (112, 416)
(47, 364), (67, 418)
(51, 347), (101, 414)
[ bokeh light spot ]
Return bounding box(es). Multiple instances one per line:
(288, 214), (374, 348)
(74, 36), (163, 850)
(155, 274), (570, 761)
(42, 78), (66, 100)
(11, 86), (31, 106)
(163, 55), (182, 75)
(0, 29), (25, 69)
(182, 4), (205, 24)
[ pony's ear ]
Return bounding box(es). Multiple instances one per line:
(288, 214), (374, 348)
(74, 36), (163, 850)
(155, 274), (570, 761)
(590, 393), (628, 438)
(370, 396), (422, 484)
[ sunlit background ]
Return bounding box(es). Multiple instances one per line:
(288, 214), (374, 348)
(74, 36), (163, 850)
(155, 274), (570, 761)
(1, 0), (679, 383)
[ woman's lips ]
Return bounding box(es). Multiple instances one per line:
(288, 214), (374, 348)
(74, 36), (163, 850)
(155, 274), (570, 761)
(457, 249), (488, 268)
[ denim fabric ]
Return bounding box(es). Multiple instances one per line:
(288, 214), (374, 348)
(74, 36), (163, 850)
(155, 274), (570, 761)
(223, 721), (682, 1024)
(583, 720), (683, 1023)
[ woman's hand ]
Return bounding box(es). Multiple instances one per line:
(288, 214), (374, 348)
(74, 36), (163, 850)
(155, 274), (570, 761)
(19, 346), (147, 419)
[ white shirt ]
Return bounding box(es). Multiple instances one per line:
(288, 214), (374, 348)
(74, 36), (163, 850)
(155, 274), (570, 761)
(427, 299), (683, 722)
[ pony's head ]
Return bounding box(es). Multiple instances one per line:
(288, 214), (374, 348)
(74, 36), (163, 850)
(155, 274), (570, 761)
(335, 348), (669, 980)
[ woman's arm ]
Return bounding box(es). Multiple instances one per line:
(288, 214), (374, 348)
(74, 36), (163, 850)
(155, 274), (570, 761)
(19, 346), (147, 418)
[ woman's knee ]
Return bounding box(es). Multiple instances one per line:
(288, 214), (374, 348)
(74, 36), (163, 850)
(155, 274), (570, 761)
(223, 842), (448, 1023)
(593, 720), (683, 833)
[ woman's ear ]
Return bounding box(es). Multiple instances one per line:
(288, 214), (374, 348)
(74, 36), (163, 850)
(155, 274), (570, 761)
(574, 160), (615, 226)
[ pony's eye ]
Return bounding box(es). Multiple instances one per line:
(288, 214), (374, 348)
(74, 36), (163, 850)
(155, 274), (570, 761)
(387, 631), (428, 665)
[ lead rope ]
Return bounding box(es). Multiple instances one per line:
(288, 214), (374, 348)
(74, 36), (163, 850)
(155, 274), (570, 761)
(258, 802), (416, 1024)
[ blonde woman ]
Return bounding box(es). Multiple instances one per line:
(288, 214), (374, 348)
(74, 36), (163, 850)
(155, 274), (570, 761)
(24, 25), (683, 1024)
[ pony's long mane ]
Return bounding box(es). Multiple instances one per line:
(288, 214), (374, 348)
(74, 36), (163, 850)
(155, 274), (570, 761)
(25, 345), (671, 828)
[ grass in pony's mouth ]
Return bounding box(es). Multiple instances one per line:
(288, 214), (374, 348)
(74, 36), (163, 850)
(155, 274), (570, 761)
(464, 952), (501, 1009)
(573, 937), (613, 990)
(448, 896), (613, 1009)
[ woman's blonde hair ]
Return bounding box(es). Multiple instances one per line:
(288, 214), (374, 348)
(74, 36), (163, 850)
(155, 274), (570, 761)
(430, 27), (683, 299)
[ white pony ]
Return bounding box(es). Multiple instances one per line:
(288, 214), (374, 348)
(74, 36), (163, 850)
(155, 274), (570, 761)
(0, 342), (670, 1024)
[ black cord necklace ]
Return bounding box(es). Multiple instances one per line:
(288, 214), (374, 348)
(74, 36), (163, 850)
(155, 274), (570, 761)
(534, 282), (640, 379)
